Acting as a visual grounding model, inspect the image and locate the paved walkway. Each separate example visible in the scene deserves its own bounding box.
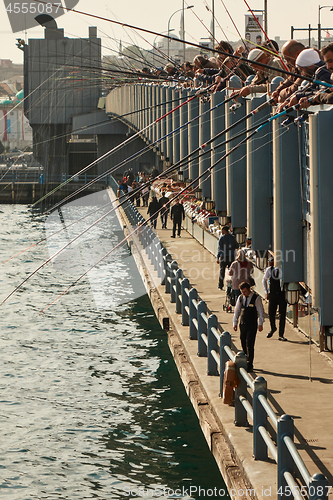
[135,204,333,496]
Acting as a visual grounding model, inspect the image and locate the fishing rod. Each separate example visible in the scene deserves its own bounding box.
[38,70,247,212]
[31,82,219,208]
[203,0,230,44]
[2,108,271,268]
[220,0,247,52]
[36,105,294,314]
[33,0,333,91]
[46,90,274,214]
[0,109,269,309]
[39,85,229,212]
[241,0,289,72]
[2,94,297,309]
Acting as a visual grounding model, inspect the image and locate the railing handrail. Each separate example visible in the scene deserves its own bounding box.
[111,178,328,500]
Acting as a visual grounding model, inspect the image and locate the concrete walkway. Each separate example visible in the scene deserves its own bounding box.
[132,203,333,498]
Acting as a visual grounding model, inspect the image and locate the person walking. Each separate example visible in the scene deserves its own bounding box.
[228,249,254,300]
[170,199,185,238]
[262,258,288,341]
[159,192,169,229]
[216,226,239,290]
[147,196,160,230]
[233,282,264,372]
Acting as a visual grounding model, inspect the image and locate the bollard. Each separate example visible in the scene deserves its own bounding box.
[181,278,190,326]
[197,301,208,357]
[309,473,328,500]
[165,254,173,294]
[234,351,248,426]
[207,314,219,375]
[219,331,231,396]
[175,268,183,313]
[160,247,167,284]
[189,288,198,339]
[277,414,294,500]
[253,376,268,460]
[170,261,178,303]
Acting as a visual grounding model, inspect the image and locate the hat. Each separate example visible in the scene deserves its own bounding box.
[248,49,265,62]
[295,48,320,67]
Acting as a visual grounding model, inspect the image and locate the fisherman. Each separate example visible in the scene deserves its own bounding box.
[271,40,305,103]
[277,47,332,110]
[298,43,333,107]
[233,282,264,372]
[229,47,285,99]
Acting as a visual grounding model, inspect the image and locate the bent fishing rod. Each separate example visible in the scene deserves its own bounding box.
[41,88,273,214]
[44,84,244,213]
[34,0,333,90]
[1,106,275,310]
[2,108,271,268]
[31,82,221,208]
[36,105,295,314]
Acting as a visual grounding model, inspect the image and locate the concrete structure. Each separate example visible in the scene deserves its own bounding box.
[111,186,333,500]
[105,82,333,351]
[23,19,102,182]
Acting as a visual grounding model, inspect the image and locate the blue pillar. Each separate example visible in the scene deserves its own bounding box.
[211,90,227,214]
[188,91,199,187]
[159,85,167,160]
[172,88,181,165]
[246,96,272,252]
[179,89,189,179]
[199,97,211,198]
[272,114,303,280]
[166,86,174,163]
[309,108,333,327]
[225,96,247,228]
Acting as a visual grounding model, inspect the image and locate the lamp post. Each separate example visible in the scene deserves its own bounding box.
[167,5,194,61]
[318,5,333,50]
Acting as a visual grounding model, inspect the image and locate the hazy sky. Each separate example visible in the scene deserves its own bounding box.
[1,0,332,64]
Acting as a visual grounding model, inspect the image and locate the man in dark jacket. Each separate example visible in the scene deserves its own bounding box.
[170,200,185,238]
[216,226,239,290]
[159,192,169,229]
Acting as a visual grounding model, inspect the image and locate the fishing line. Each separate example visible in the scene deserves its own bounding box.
[37,108,292,313]
[1,104,294,309]
[1,107,270,266]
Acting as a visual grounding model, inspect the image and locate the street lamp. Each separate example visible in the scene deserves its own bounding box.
[167,5,194,61]
[318,5,333,50]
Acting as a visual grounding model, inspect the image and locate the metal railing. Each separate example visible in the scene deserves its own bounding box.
[111,179,329,500]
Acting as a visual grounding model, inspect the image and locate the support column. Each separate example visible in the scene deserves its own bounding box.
[211,90,227,214]
[246,96,272,252]
[199,97,211,199]
[225,96,247,228]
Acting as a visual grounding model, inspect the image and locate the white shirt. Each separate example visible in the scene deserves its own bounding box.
[233,292,265,327]
[262,266,282,294]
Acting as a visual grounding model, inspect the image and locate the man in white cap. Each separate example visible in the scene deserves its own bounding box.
[230,47,285,99]
[277,47,331,110]
[298,43,333,107]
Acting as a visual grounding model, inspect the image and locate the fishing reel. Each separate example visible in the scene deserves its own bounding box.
[200,93,211,103]
[229,101,242,113]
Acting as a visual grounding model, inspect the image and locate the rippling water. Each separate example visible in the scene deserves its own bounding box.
[0,204,228,499]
